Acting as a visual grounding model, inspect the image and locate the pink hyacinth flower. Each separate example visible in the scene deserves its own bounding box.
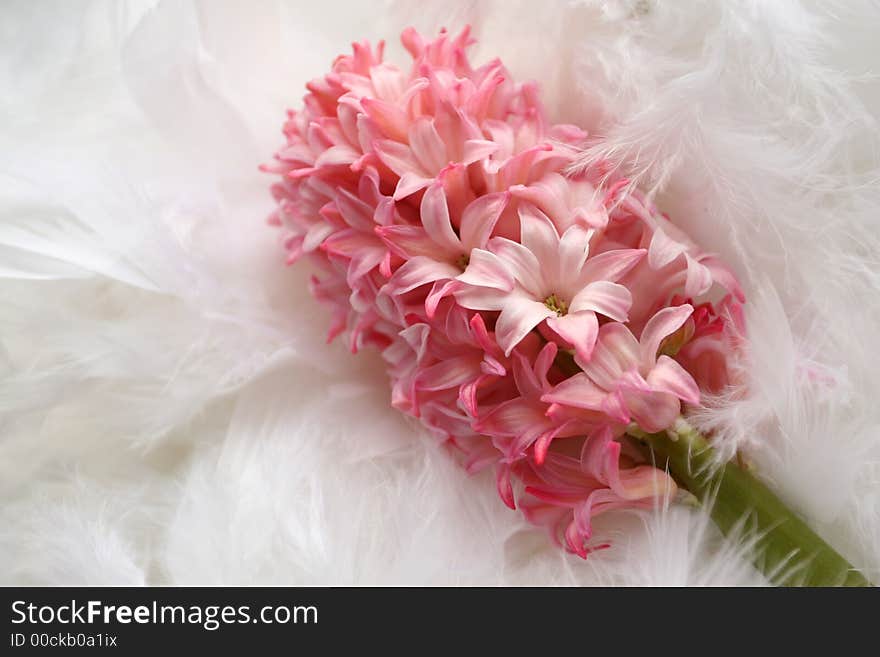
[455,204,645,360]
[519,425,676,557]
[263,26,748,560]
[378,183,510,317]
[543,304,701,433]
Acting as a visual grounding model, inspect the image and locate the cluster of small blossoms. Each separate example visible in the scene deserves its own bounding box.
[263,27,745,557]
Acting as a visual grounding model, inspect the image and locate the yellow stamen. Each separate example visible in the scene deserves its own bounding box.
[544,293,568,316]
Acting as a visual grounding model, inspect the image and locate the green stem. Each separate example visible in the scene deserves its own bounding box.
[628,421,871,586]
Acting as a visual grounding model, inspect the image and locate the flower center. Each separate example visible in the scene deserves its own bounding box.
[455,253,470,270]
[543,293,568,316]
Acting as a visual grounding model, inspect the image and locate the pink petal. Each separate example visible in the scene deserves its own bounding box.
[483,119,515,156]
[481,355,506,377]
[459,378,481,418]
[373,139,424,177]
[461,139,500,164]
[477,398,545,440]
[639,304,693,369]
[495,296,555,356]
[506,425,552,464]
[376,225,436,259]
[601,389,630,424]
[436,162,473,216]
[416,356,480,391]
[518,203,560,267]
[302,223,336,252]
[684,253,713,297]
[511,349,542,399]
[320,228,375,258]
[335,189,375,231]
[549,123,589,142]
[383,256,460,296]
[541,373,607,412]
[399,76,430,110]
[527,479,591,506]
[360,97,409,142]
[374,197,396,227]
[623,389,682,433]
[489,238,544,297]
[454,284,508,312]
[401,27,424,55]
[616,466,676,501]
[458,192,509,250]
[577,323,640,390]
[442,304,472,342]
[393,172,433,200]
[346,249,387,285]
[398,323,430,361]
[569,281,632,321]
[314,144,360,168]
[276,143,312,165]
[469,313,501,357]
[581,427,674,500]
[488,142,555,185]
[617,368,652,393]
[702,255,746,302]
[420,183,463,253]
[533,341,559,384]
[648,227,687,269]
[648,355,701,405]
[456,248,515,291]
[409,117,447,173]
[546,310,599,362]
[369,63,406,100]
[425,278,460,317]
[579,248,646,284]
[565,520,590,559]
[580,426,618,480]
[533,426,565,466]
[357,113,382,156]
[509,174,569,228]
[497,465,516,509]
[357,163,382,203]
[557,226,594,278]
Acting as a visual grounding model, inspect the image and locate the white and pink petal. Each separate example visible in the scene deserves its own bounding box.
[569,281,632,322]
[383,256,460,296]
[495,296,556,356]
[647,355,701,405]
[546,311,599,363]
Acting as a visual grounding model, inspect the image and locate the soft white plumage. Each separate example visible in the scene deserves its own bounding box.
[1,0,877,585]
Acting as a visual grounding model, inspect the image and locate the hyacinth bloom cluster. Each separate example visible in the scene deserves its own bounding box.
[263,28,745,557]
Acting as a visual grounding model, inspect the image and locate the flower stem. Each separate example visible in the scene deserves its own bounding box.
[627,421,871,587]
